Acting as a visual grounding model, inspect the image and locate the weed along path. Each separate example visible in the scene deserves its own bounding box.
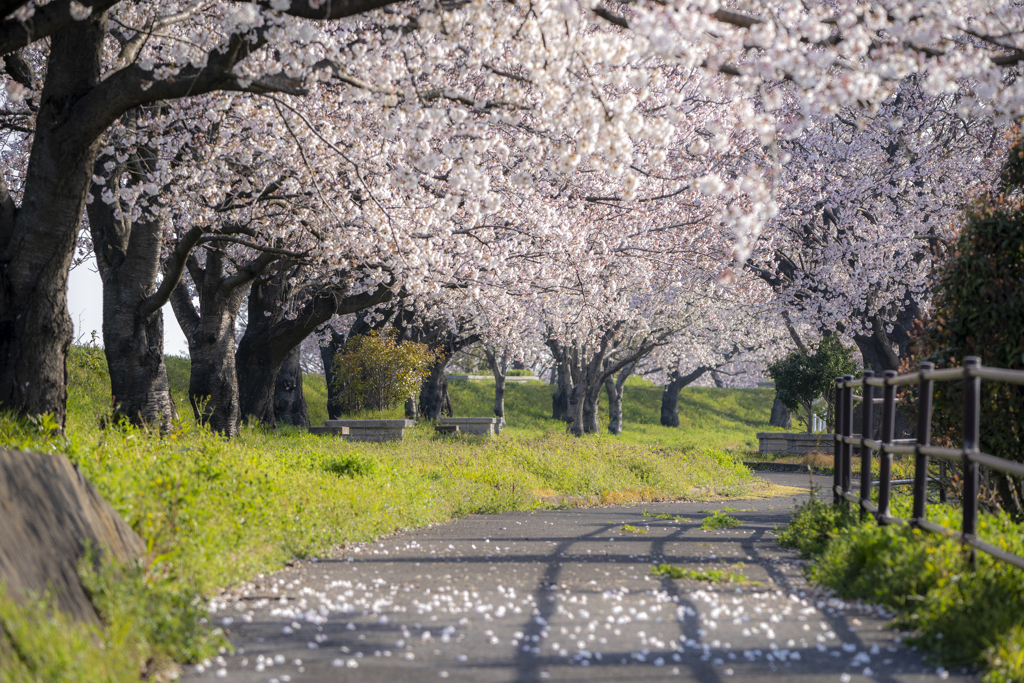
[186,473,976,683]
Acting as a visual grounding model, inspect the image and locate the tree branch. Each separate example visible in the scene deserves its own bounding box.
[141,225,205,319]
[0,0,122,55]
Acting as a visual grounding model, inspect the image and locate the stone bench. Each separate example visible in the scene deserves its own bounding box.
[756,432,829,455]
[434,424,460,435]
[438,417,503,436]
[323,419,416,443]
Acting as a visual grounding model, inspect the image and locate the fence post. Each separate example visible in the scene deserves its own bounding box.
[842,375,854,507]
[963,357,981,563]
[878,370,897,523]
[913,362,934,524]
[833,377,844,506]
[859,371,874,520]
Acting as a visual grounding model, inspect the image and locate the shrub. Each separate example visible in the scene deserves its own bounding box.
[777,497,857,558]
[767,335,858,433]
[784,496,1024,673]
[984,625,1024,683]
[506,369,533,376]
[911,135,1024,516]
[331,330,436,413]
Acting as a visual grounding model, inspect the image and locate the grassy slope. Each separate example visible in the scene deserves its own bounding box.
[444,376,779,451]
[55,350,783,595]
[165,355,779,451]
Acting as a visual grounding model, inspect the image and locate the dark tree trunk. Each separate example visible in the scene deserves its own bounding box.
[493,375,506,421]
[549,334,660,436]
[86,140,206,431]
[852,321,914,438]
[317,324,346,420]
[170,280,244,435]
[660,367,708,428]
[419,360,453,420]
[994,474,1023,519]
[604,362,634,435]
[273,345,308,427]
[582,389,601,434]
[482,347,508,421]
[0,18,107,426]
[605,378,623,435]
[235,269,394,429]
[404,396,419,420]
[711,369,726,388]
[169,249,267,436]
[552,363,568,420]
[769,397,791,428]
[234,268,299,429]
[567,384,585,437]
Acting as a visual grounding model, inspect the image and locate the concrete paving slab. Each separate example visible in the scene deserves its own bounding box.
[185,472,976,682]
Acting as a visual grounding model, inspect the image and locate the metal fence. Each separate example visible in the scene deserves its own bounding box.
[832,356,1024,571]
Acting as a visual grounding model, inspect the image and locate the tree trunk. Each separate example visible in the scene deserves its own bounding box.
[0,18,107,427]
[567,384,585,437]
[660,367,708,428]
[799,401,815,434]
[87,145,194,431]
[99,280,175,430]
[482,347,508,422]
[994,473,1023,519]
[605,377,623,435]
[494,375,506,421]
[552,364,569,420]
[853,317,914,438]
[604,362,634,435]
[419,360,453,420]
[169,252,251,436]
[234,270,299,429]
[273,345,308,428]
[769,397,791,428]
[582,389,601,434]
[236,269,394,429]
[404,396,419,420]
[318,325,346,420]
[711,369,726,388]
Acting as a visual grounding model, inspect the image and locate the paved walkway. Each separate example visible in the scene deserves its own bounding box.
[185,473,977,682]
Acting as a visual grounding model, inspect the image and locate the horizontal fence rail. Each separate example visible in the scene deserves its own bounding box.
[831,357,1024,571]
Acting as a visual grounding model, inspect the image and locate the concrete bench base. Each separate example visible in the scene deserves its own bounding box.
[324,419,416,443]
[756,432,829,455]
[435,425,460,434]
[438,417,503,436]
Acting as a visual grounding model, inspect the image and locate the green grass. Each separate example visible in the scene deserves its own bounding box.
[620,524,648,534]
[700,510,742,530]
[651,563,750,583]
[445,375,783,452]
[643,510,691,522]
[779,497,1024,682]
[1,346,781,681]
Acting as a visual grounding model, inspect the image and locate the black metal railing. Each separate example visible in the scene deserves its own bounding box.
[832,357,1024,571]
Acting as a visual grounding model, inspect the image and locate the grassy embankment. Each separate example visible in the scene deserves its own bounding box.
[780,497,1024,682]
[1,346,783,681]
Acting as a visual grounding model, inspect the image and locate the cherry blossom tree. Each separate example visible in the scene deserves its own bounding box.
[747,83,1005,375]
[3,0,1024,428]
